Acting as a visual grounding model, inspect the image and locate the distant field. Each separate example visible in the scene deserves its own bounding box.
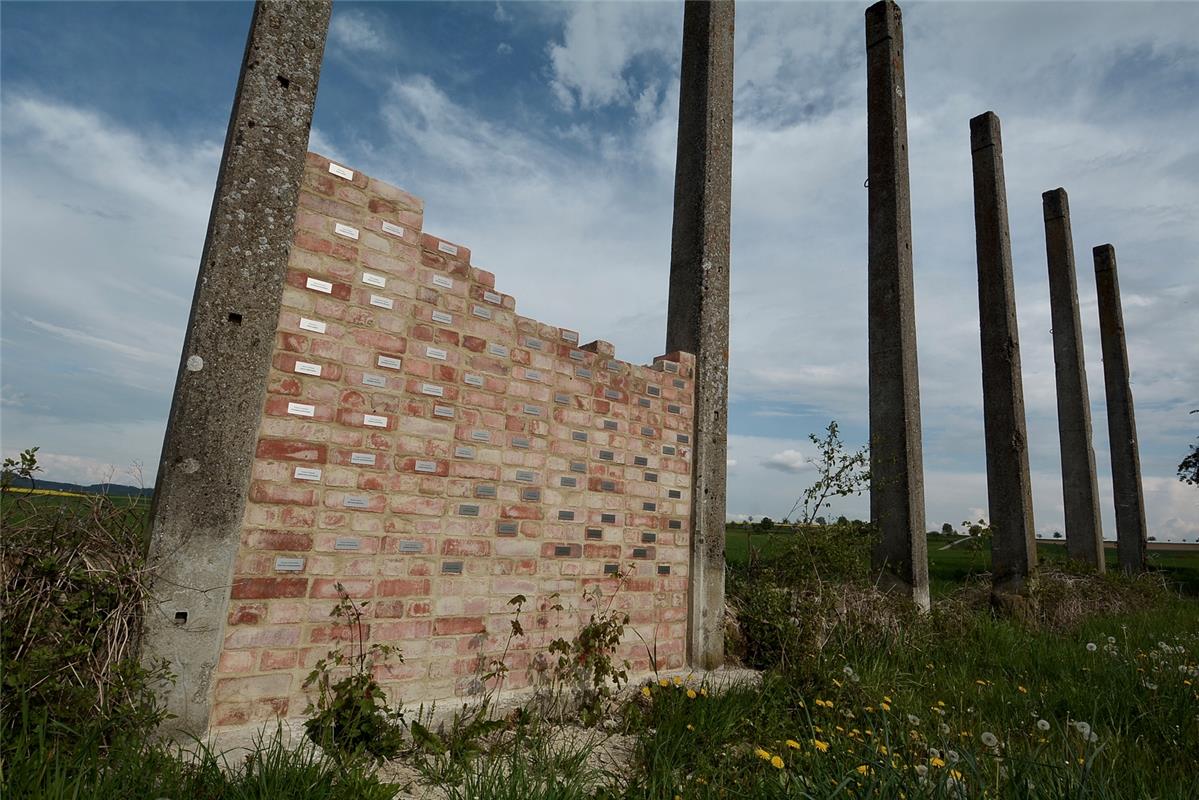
[726,527,1199,596]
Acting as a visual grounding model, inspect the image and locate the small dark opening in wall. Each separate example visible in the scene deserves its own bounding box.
[277,75,290,89]
[228,312,243,324]
[173,611,188,626]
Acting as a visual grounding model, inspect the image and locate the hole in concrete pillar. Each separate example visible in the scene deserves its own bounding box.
[247,120,256,128]
[173,611,188,626]
[228,312,243,325]
[276,75,290,89]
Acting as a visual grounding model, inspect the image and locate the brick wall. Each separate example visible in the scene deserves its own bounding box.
[209,153,696,729]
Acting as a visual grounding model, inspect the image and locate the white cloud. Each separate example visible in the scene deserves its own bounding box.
[545,3,678,110]
[762,449,811,474]
[497,42,513,56]
[329,10,391,56]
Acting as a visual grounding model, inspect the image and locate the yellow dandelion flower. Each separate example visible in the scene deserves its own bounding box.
[865,705,875,713]
[771,755,785,769]
[659,678,670,687]
[880,702,891,712]
[755,748,771,761]
[687,723,694,731]
[687,688,697,699]
[815,726,823,733]
[856,765,870,775]
[950,769,964,780]
[975,680,987,686]
[878,744,889,755]
[700,687,708,697]
[1017,685,1028,694]
[929,757,946,768]
[936,700,946,707]
[883,695,892,703]
[641,686,652,698]
[786,739,801,750]
[812,739,830,752]
[673,675,684,686]
[836,726,845,733]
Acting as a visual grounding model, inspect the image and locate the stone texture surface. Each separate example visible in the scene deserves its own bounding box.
[205,154,697,730]
[969,112,1037,601]
[1042,189,1104,570]
[1093,244,1148,574]
[865,0,929,610]
[142,0,332,739]
[665,0,734,670]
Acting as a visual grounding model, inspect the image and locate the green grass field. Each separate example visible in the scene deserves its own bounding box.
[726,527,1199,596]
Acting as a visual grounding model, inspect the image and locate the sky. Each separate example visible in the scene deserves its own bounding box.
[1,1,1196,540]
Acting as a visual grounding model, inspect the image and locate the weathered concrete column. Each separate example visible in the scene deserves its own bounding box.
[969,112,1037,606]
[1093,244,1148,573]
[142,0,331,737]
[666,0,734,670]
[1042,189,1105,570]
[865,0,929,611]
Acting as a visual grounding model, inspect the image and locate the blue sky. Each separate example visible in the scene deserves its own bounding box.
[2,1,1196,539]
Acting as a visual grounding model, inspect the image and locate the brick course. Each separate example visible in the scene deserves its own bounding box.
[210,153,696,728]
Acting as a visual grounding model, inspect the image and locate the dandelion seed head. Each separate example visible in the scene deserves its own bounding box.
[1036,719,1050,731]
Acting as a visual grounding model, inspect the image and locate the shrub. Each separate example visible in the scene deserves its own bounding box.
[0,461,169,748]
[302,585,405,762]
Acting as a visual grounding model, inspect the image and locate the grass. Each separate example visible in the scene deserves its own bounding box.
[621,599,1199,798]
[726,527,1199,597]
[5,491,1196,799]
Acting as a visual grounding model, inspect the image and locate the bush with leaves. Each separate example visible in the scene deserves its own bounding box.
[302,585,405,762]
[0,449,169,749]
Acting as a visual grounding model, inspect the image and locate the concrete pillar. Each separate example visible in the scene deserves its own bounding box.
[969,112,1037,604]
[1093,244,1148,573]
[865,0,929,611]
[1042,189,1105,570]
[141,0,331,737]
[666,0,734,670]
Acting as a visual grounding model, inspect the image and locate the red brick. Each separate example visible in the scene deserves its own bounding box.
[377,578,432,597]
[230,577,308,599]
[433,616,486,636]
[441,538,490,557]
[228,603,267,626]
[256,439,328,463]
[260,649,298,671]
[243,530,313,552]
[309,578,373,599]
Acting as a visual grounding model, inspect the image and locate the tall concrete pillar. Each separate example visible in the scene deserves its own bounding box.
[1093,244,1148,573]
[666,0,734,670]
[969,112,1037,604]
[865,0,929,611]
[1042,189,1104,570]
[142,0,331,737]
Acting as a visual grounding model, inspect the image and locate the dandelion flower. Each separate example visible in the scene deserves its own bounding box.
[1036,719,1050,731]
[929,757,946,768]
[786,739,801,750]
[812,739,830,752]
[981,732,999,748]
[855,765,870,775]
[1086,642,1097,652]
[687,689,697,699]
[755,747,771,761]
[947,750,960,764]
[700,688,708,697]
[880,702,891,712]
[771,755,785,769]
[883,695,892,702]
[1017,685,1028,694]
[659,678,670,688]
[641,686,652,698]
[687,724,694,731]
[673,675,684,686]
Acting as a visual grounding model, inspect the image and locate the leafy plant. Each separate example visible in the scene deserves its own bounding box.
[302,584,404,762]
[783,420,870,525]
[546,570,633,725]
[1,446,42,492]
